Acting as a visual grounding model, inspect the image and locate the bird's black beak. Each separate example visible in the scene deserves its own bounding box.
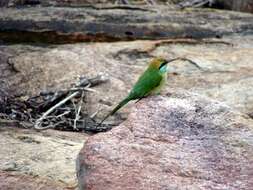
[163,60,169,65]
[166,58,179,64]
[165,57,203,70]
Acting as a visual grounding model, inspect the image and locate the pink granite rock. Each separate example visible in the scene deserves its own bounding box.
[77,91,253,190]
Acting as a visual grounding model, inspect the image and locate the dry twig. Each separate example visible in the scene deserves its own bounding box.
[0,74,110,132]
[178,0,215,8]
[34,91,80,130]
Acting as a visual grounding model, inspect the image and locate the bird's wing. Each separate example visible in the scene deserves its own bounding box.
[129,69,163,100]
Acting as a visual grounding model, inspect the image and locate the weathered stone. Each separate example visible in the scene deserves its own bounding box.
[0,6,253,43]
[0,171,65,190]
[0,125,88,188]
[1,35,253,120]
[2,0,175,7]
[77,91,253,190]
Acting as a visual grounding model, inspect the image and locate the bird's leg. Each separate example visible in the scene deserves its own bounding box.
[135,97,145,104]
[135,91,159,104]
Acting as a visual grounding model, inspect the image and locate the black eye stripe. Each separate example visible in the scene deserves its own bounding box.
[159,61,168,69]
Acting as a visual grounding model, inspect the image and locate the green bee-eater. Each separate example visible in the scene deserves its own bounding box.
[98,57,170,125]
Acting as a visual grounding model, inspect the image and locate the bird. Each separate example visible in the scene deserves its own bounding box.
[98,57,170,126]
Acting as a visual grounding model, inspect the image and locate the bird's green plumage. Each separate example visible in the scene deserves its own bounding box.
[97,57,168,126]
[128,66,163,99]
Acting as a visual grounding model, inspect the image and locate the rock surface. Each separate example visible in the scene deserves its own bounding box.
[0,125,89,189]
[0,171,65,190]
[1,3,253,190]
[77,91,253,190]
[1,35,253,121]
[2,0,252,14]
[1,6,253,43]
[0,0,177,7]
